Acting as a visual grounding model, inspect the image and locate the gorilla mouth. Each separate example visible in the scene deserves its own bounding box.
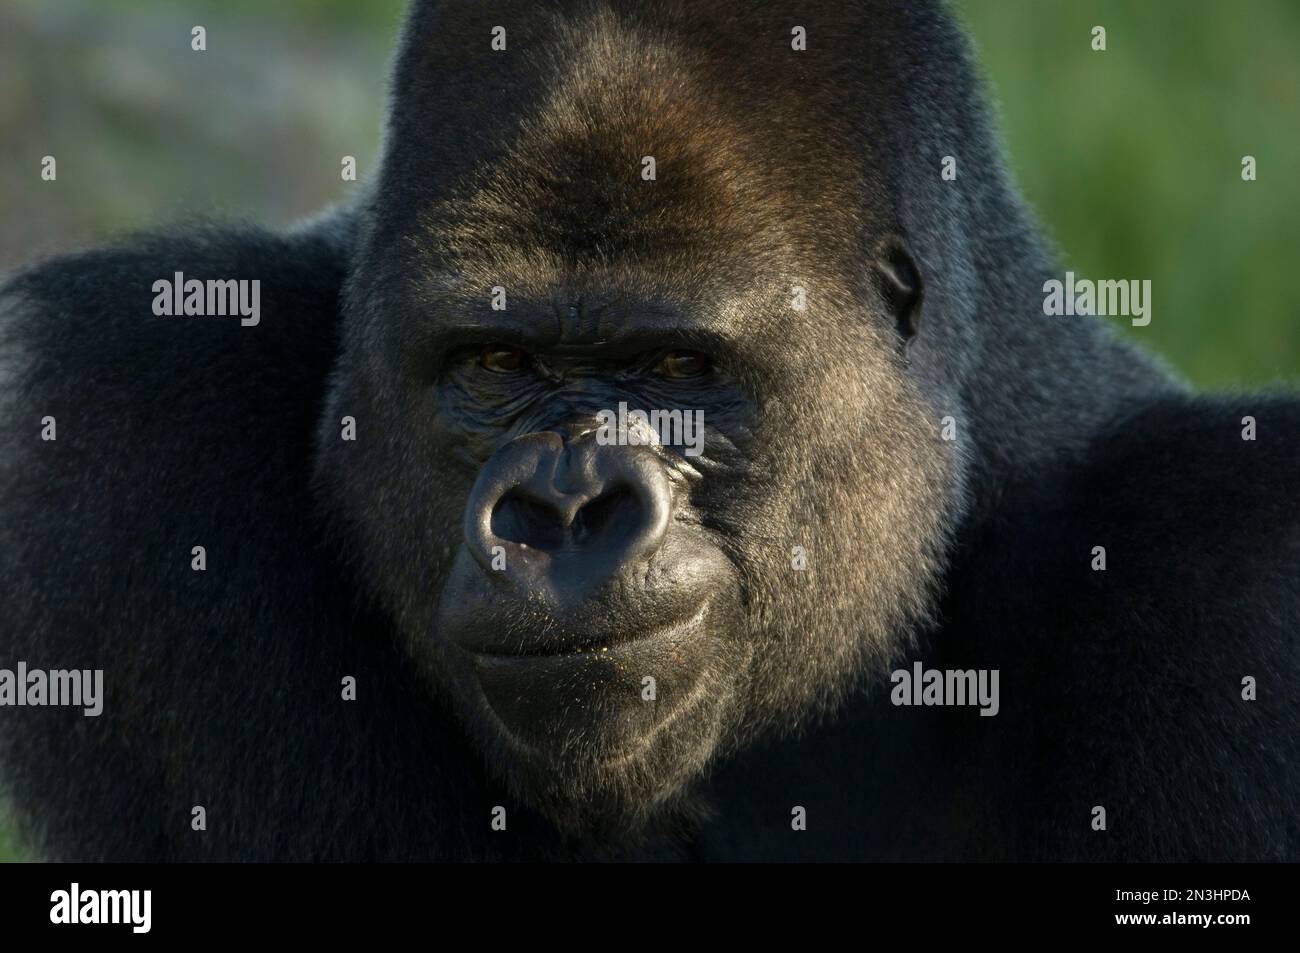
[466,603,710,661]
[451,602,717,760]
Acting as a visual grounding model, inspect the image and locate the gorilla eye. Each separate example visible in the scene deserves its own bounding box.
[478,345,530,374]
[653,350,710,379]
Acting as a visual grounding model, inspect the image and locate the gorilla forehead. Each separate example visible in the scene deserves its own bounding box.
[388,2,898,292]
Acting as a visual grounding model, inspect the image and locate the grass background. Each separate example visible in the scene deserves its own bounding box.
[0,0,1296,860]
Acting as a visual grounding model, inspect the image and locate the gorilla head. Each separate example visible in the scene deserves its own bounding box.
[317,1,966,835]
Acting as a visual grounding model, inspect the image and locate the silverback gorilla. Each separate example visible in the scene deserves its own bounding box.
[1,1,1297,862]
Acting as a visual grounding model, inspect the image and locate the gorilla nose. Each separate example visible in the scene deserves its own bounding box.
[464,430,672,599]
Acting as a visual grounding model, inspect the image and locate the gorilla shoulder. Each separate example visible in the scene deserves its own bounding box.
[0,218,350,424]
[0,216,371,861]
[0,217,353,529]
[0,214,355,623]
[945,395,1300,860]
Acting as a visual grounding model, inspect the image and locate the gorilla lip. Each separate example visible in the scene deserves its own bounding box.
[458,602,710,663]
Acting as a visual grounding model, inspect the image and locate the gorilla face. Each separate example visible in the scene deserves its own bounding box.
[318,6,959,835]
[429,309,753,829]
[322,269,955,834]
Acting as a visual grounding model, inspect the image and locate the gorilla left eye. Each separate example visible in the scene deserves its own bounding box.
[653,350,710,379]
[479,345,530,374]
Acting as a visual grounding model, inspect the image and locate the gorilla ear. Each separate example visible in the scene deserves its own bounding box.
[872,237,924,342]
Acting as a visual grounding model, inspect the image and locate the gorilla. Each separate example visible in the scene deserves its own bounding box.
[1,0,1297,862]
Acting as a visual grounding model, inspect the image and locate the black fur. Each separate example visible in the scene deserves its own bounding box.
[0,0,1296,861]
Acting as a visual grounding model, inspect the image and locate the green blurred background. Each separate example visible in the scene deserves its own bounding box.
[0,0,1296,860]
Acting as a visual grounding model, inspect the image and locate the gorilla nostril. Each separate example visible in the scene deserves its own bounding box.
[491,492,566,552]
[491,487,644,552]
[572,487,640,548]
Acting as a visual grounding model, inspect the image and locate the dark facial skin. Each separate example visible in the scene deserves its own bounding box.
[432,298,751,772]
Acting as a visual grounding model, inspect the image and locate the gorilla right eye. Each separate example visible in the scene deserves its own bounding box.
[653,350,711,379]
[478,345,530,374]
